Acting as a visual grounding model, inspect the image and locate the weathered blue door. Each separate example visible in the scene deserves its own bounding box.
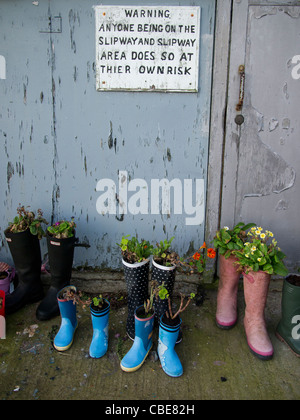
[0,0,216,269]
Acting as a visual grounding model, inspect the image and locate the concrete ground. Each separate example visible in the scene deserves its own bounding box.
[0,280,299,401]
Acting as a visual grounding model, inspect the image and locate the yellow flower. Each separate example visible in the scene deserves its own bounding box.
[251,246,257,252]
[260,233,266,239]
[257,257,262,262]
[245,242,250,246]
[245,254,250,258]
[255,230,260,235]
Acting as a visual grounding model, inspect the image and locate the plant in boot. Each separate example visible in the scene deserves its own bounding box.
[5,206,47,315]
[143,280,168,318]
[151,237,181,328]
[89,295,110,359]
[7,205,48,240]
[118,235,152,340]
[213,223,256,259]
[232,227,289,276]
[157,291,195,377]
[213,223,255,329]
[36,220,78,321]
[117,235,153,264]
[54,285,78,352]
[152,237,180,267]
[120,304,155,373]
[47,219,76,239]
[165,292,195,322]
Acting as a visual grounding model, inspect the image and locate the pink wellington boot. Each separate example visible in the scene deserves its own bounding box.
[216,255,241,329]
[243,271,274,360]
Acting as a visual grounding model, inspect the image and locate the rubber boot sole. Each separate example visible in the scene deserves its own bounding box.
[120,344,152,373]
[53,325,78,352]
[275,331,300,358]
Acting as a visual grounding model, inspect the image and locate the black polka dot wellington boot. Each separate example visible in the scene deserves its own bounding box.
[122,258,150,340]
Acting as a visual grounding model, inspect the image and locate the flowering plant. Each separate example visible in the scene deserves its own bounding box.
[213,222,256,259]
[232,226,288,276]
[7,205,48,240]
[152,236,180,267]
[117,235,153,264]
[185,242,216,274]
[47,219,76,239]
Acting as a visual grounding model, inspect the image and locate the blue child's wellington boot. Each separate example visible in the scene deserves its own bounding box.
[120,306,155,372]
[158,316,183,378]
[54,286,78,352]
[89,300,110,358]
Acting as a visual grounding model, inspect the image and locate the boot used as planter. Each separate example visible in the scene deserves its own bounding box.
[152,259,176,324]
[157,292,194,377]
[216,255,241,329]
[36,229,77,321]
[276,274,300,357]
[53,285,78,352]
[89,297,110,359]
[4,205,48,315]
[120,305,155,373]
[0,290,5,339]
[117,235,153,340]
[5,229,44,315]
[122,258,150,340]
[243,271,274,361]
[158,314,183,378]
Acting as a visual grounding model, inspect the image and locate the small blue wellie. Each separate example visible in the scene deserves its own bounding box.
[89,300,110,359]
[158,316,183,378]
[120,306,155,372]
[54,286,78,352]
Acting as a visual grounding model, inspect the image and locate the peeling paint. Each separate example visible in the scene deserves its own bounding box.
[238,107,295,207]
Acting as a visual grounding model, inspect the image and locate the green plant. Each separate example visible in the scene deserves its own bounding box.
[152,237,180,267]
[7,205,48,239]
[213,222,256,259]
[117,235,153,263]
[165,292,196,320]
[47,219,76,239]
[233,226,288,276]
[184,242,216,274]
[92,294,105,310]
[143,280,168,317]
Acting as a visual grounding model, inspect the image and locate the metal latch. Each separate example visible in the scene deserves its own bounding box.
[235,65,245,125]
[39,16,62,33]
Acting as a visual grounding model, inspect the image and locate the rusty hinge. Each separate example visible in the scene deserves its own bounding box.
[39,16,62,34]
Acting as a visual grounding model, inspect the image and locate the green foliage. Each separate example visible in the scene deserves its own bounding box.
[152,237,181,267]
[213,222,256,259]
[7,205,48,240]
[47,219,76,239]
[233,227,288,276]
[117,235,153,263]
[92,294,104,309]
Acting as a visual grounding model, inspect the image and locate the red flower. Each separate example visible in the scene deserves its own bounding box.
[207,248,216,259]
[193,252,201,261]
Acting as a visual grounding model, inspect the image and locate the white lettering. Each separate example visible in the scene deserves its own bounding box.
[291,315,300,340]
[95,171,205,226]
[291,55,300,80]
[0,55,6,80]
